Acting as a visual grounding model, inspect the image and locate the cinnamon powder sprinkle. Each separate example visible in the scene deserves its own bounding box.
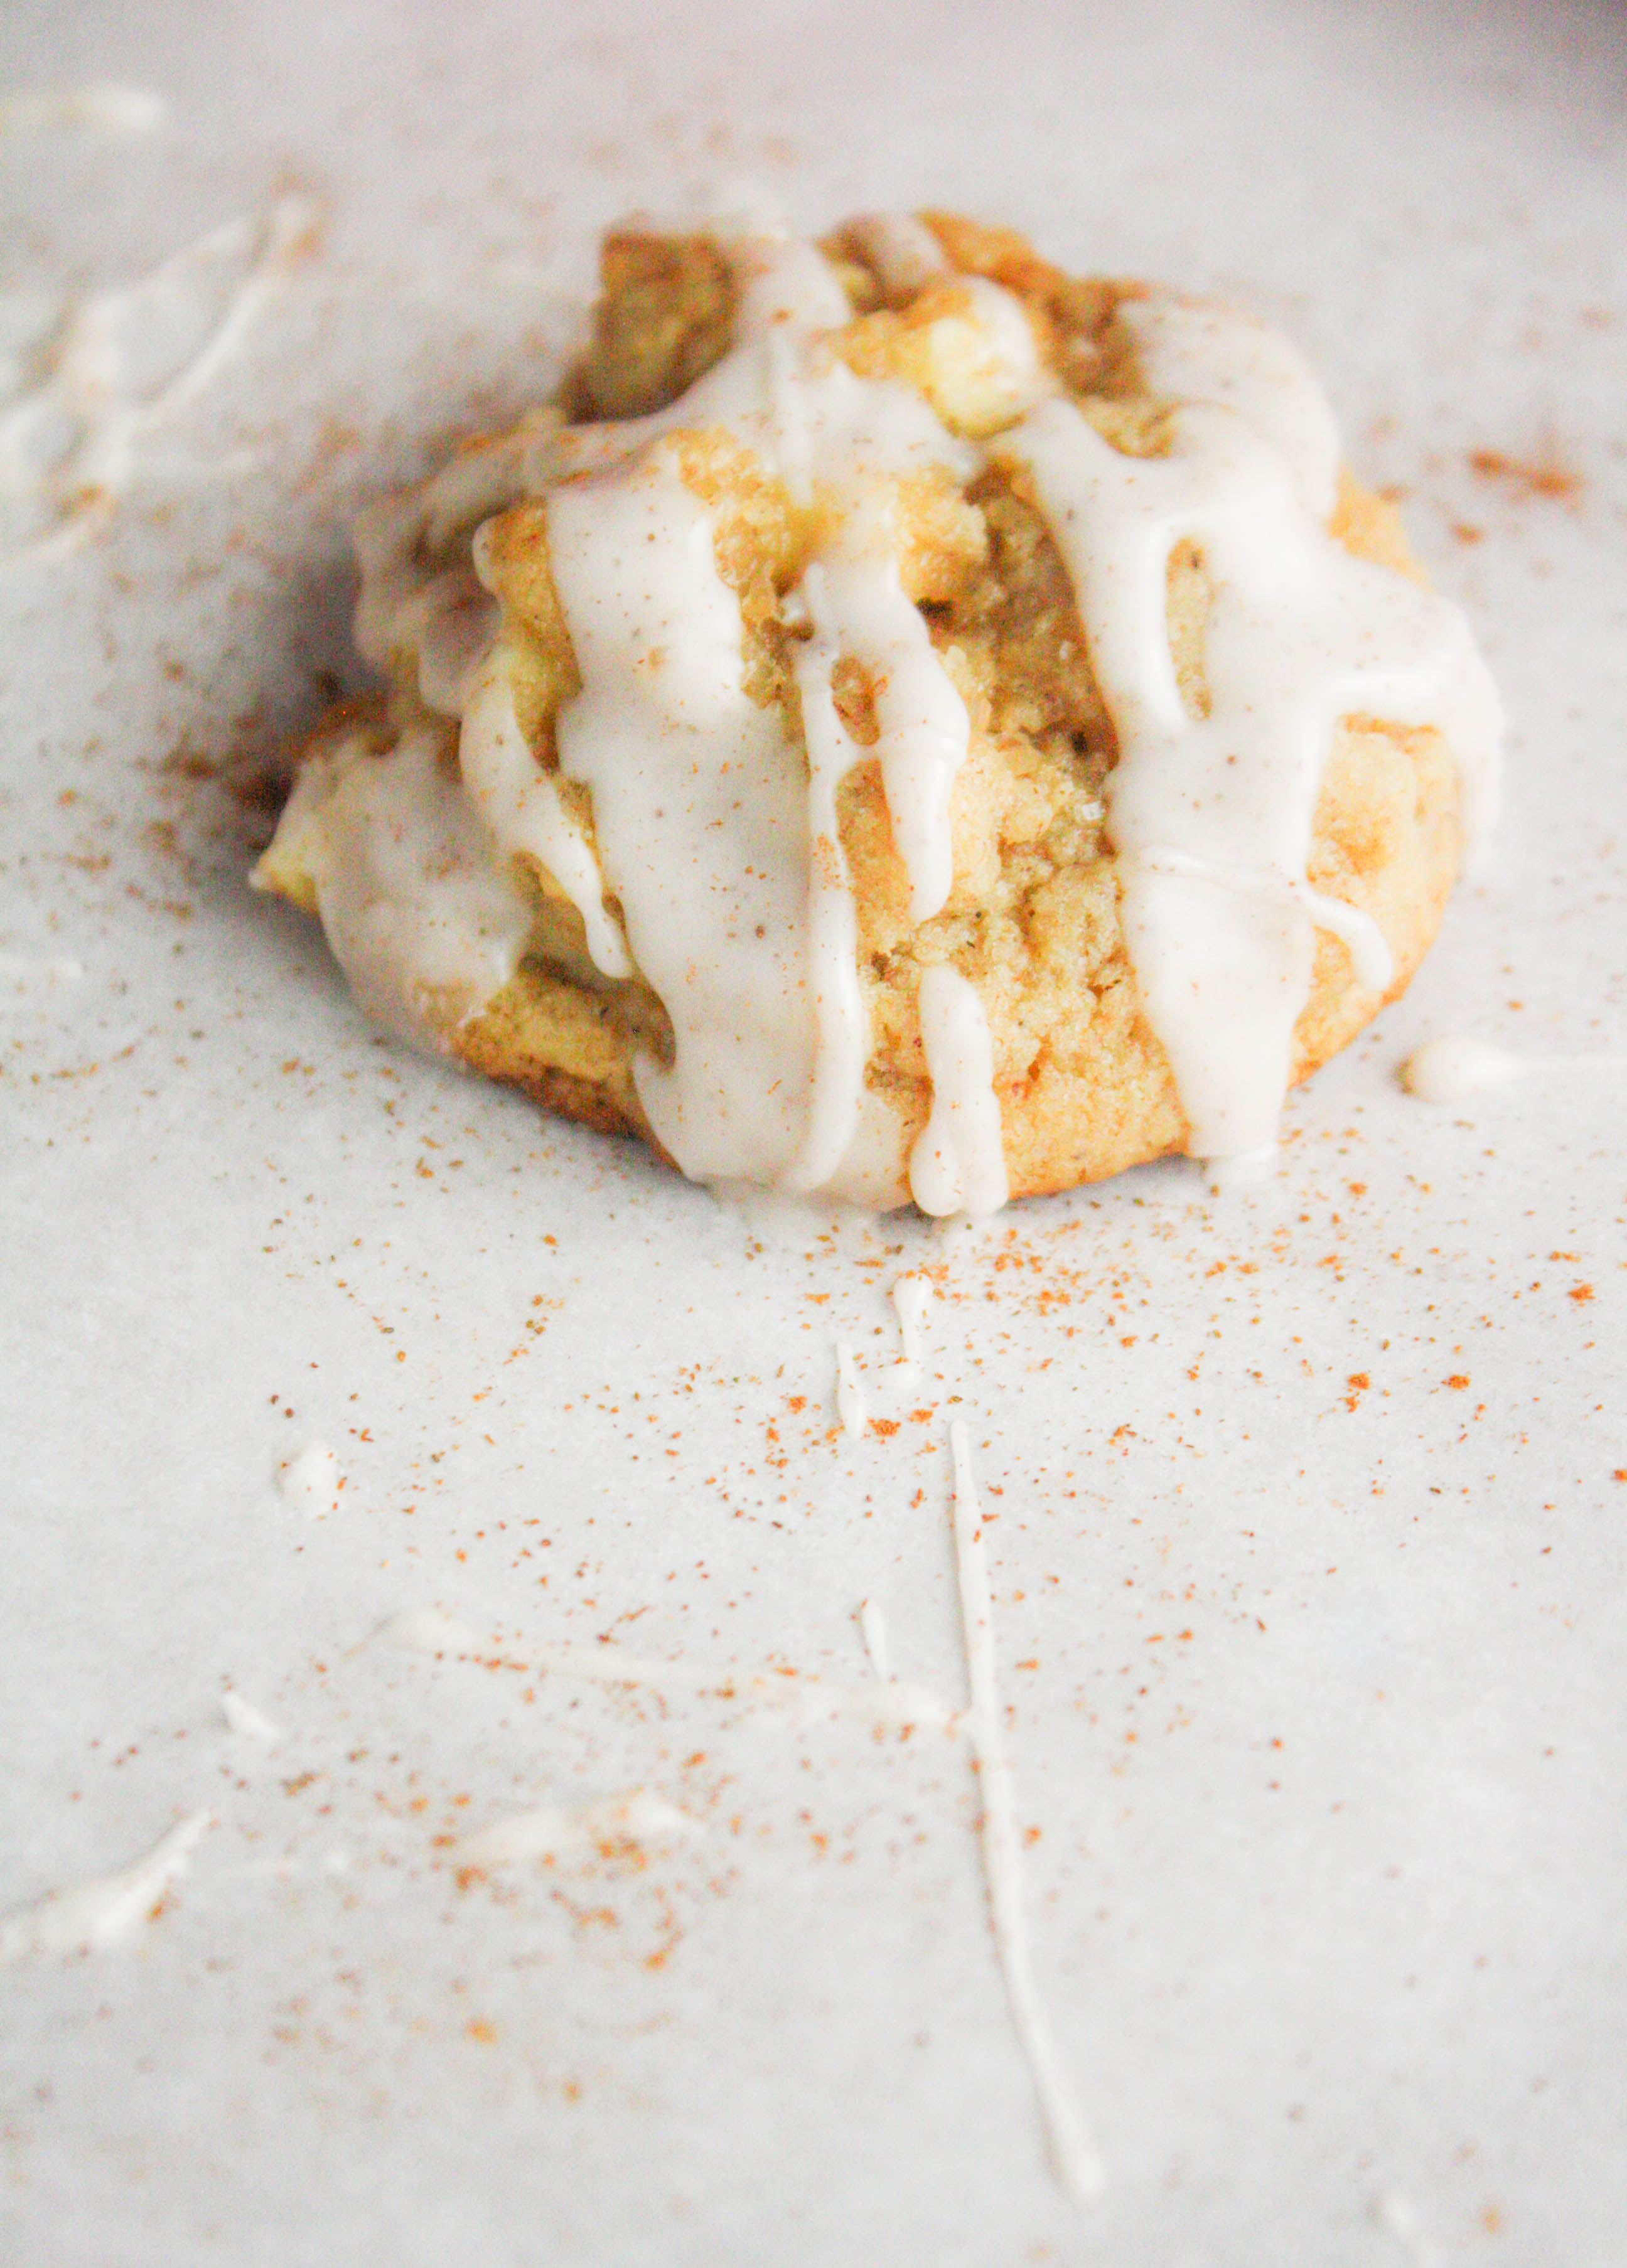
[1468,445,1581,503]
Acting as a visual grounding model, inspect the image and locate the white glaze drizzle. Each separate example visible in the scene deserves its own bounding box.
[1372,2190,1445,2268]
[820,533,972,924]
[0,951,85,1001]
[1000,327,1501,1160]
[375,1447,1113,2218]
[252,725,533,1050]
[352,420,548,711]
[1402,1034,1526,1103]
[370,1608,955,1733]
[845,211,950,299]
[1121,292,1341,520]
[538,223,1002,1196]
[540,241,973,499]
[733,225,853,334]
[780,562,870,1190]
[396,566,498,717]
[948,1420,1106,2205]
[1134,845,1395,993]
[952,275,1053,427]
[858,1597,892,1681]
[456,1789,697,1869]
[891,1269,933,1381]
[835,1339,867,1438]
[0,1812,213,1966]
[549,447,815,1182]
[459,650,631,977]
[0,196,315,558]
[220,1691,282,1745]
[909,965,1010,1217]
[375,1605,485,1656]
[276,1439,343,1516]
[1400,1033,1627,1105]
[1202,1145,1279,1193]
[0,83,167,137]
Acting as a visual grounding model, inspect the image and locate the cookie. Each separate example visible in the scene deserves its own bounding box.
[253,207,1501,1211]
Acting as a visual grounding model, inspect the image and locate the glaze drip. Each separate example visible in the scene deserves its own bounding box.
[1001,344,1500,1158]
[540,223,1008,1199]
[254,725,533,1049]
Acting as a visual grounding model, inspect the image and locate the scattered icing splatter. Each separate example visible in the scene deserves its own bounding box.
[858,1597,891,1682]
[1401,1034,1527,1102]
[835,1339,867,1438]
[375,1474,1103,2210]
[276,1440,342,1516]
[1401,1032,1627,1105]
[948,1420,1106,2206]
[0,1812,212,1966]
[375,1612,953,1733]
[522,1635,951,1734]
[0,951,85,1003]
[374,1607,483,1656]
[1372,2190,1444,2268]
[891,1270,933,1383]
[1203,1143,1278,1192]
[456,1790,697,1870]
[0,192,318,557]
[0,84,166,137]
[220,1691,281,1745]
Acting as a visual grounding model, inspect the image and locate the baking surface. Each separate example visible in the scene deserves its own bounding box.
[2,3,1624,2262]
